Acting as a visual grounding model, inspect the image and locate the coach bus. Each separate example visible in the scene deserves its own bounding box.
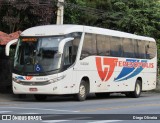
[6,25,157,101]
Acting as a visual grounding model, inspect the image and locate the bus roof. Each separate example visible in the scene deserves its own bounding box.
[21,24,155,42]
[21,25,83,37]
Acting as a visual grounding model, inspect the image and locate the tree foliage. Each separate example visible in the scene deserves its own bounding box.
[65,0,160,38]
[0,0,56,33]
[0,0,160,66]
[65,0,160,66]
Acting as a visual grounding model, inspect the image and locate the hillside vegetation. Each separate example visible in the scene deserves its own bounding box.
[0,0,160,66]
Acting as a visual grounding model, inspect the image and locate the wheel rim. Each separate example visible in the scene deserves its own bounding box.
[79,85,86,97]
[136,83,141,95]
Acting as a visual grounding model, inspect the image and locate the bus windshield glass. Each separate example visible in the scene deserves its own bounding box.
[14,36,64,73]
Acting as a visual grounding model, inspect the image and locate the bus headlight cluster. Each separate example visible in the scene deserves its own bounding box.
[48,75,66,83]
[12,78,20,83]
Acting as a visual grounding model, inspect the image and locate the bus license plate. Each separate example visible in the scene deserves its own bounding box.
[29,88,38,92]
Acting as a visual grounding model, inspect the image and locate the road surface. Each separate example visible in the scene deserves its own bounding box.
[0,92,160,123]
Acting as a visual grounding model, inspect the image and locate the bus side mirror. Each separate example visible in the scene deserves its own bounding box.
[5,39,18,56]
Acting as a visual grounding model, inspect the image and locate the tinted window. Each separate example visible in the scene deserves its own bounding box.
[63,32,82,70]
[133,40,139,58]
[123,38,134,58]
[138,40,146,59]
[81,33,156,60]
[72,34,81,62]
[110,37,122,57]
[97,35,110,56]
[64,46,72,65]
[81,33,96,59]
[146,42,156,59]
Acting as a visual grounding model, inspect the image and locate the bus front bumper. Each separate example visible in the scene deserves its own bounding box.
[12,81,71,95]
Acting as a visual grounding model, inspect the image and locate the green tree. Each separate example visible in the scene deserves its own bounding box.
[64,0,160,66]
[0,0,56,33]
[0,0,159,66]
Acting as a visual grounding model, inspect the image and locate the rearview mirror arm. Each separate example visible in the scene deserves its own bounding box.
[5,39,18,56]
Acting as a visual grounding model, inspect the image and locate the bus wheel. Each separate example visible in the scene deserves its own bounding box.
[75,80,88,101]
[34,95,47,101]
[95,93,110,98]
[130,80,142,98]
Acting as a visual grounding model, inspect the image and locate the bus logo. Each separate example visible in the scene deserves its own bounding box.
[96,57,118,82]
[26,76,33,80]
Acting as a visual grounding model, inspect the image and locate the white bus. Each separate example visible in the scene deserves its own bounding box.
[9,25,157,101]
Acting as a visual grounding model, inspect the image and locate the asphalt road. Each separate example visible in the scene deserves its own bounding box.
[0,92,160,123]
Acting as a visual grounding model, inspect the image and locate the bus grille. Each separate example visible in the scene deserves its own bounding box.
[18,81,50,86]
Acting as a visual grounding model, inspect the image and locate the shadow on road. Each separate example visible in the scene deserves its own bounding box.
[9,92,153,103]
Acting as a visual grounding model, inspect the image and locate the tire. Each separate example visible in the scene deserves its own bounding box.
[125,93,131,97]
[95,93,110,98]
[74,80,88,101]
[128,80,142,98]
[34,95,47,101]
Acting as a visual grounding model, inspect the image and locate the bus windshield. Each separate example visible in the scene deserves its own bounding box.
[14,36,64,74]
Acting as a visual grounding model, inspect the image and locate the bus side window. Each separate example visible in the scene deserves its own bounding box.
[146,42,156,59]
[97,35,110,56]
[62,40,73,71]
[80,33,96,60]
[64,46,72,66]
[134,40,139,58]
[110,37,122,57]
[145,43,150,59]
[72,37,80,62]
[138,40,145,59]
[123,38,134,58]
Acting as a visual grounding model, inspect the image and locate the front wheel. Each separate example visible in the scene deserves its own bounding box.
[34,95,47,101]
[74,80,88,101]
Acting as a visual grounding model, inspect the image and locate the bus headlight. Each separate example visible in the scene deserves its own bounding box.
[48,75,66,83]
[12,78,20,83]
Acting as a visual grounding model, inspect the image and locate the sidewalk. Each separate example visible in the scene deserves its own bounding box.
[0,93,17,102]
[0,93,32,102]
